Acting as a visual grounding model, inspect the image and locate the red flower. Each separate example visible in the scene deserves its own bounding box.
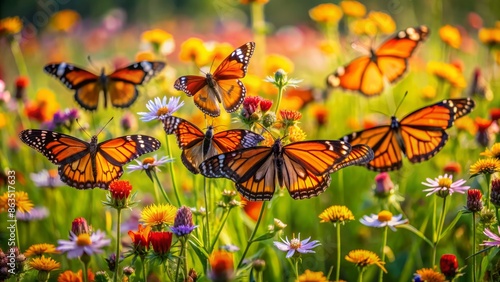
[374,172,394,198]
[279,109,302,122]
[208,251,234,282]
[439,254,459,278]
[128,224,151,253]
[149,231,173,255]
[242,96,263,117]
[260,98,273,112]
[71,217,90,236]
[467,189,483,212]
[443,162,461,175]
[109,180,133,200]
[490,108,500,121]
[15,76,29,89]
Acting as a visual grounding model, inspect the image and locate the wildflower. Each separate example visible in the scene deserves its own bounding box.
[138,96,184,122]
[312,105,328,126]
[29,256,60,275]
[469,68,493,101]
[414,268,445,282]
[439,254,459,279]
[141,203,177,228]
[319,205,355,224]
[273,233,320,258]
[265,54,295,76]
[351,18,378,36]
[443,162,461,175]
[374,172,394,198]
[368,11,396,34]
[421,85,437,100]
[220,244,240,253]
[474,117,494,147]
[288,125,306,142]
[360,210,408,231]
[57,230,111,259]
[345,249,387,272]
[468,12,483,29]
[71,217,90,236]
[149,231,173,256]
[340,1,366,18]
[58,269,94,282]
[297,269,328,282]
[211,42,235,62]
[0,79,10,104]
[49,10,80,32]
[135,50,156,62]
[467,189,483,212]
[421,174,470,197]
[478,26,500,47]
[15,76,29,101]
[439,25,461,49]
[252,259,266,272]
[178,37,210,66]
[105,253,123,272]
[128,155,173,174]
[123,266,135,277]
[280,109,302,124]
[0,191,34,213]
[24,89,60,123]
[44,108,79,131]
[491,179,500,207]
[24,244,59,257]
[242,198,263,221]
[427,61,467,88]
[105,180,134,209]
[141,28,175,55]
[208,251,235,282]
[120,112,137,131]
[309,3,343,24]
[482,226,500,246]
[16,206,49,221]
[481,143,500,159]
[171,206,197,236]
[0,16,22,35]
[240,0,269,4]
[470,158,500,176]
[128,224,151,254]
[95,271,111,281]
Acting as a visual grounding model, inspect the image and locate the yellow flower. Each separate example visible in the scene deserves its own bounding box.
[340,1,366,18]
[421,85,436,100]
[478,27,500,46]
[178,37,210,66]
[319,205,355,224]
[368,11,396,34]
[260,132,275,147]
[29,256,60,272]
[309,3,343,24]
[240,0,269,4]
[470,158,500,176]
[25,244,60,257]
[318,40,337,55]
[0,191,34,213]
[481,143,500,159]
[141,203,177,227]
[439,25,461,49]
[427,61,466,88]
[141,29,175,55]
[297,269,328,282]
[0,16,22,35]
[288,126,306,142]
[454,116,476,135]
[135,50,156,62]
[345,249,387,272]
[25,89,60,123]
[265,54,294,76]
[351,18,377,36]
[211,42,235,61]
[415,268,446,282]
[50,10,80,32]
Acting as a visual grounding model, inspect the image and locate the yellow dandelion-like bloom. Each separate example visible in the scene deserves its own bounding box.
[309,3,343,24]
[345,249,387,273]
[319,205,355,224]
[265,54,294,76]
[439,25,461,49]
[178,37,210,66]
[351,18,378,36]
[288,126,306,142]
[50,10,80,32]
[141,203,177,227]
[470,158,500,176]
[340,1,366,18]
[478,27,500,47]
[415,268,446,282]
[29,256,60,272]
[427,61,467,88]
[25,243,60,257]
[368,11,396,34]
[0,191,34,213]
[297,269,328,282]
[0,16,23,35]
[481,143,500,159]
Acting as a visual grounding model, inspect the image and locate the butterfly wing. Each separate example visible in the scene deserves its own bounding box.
[449,98,475,119]
[329,144,374,173]
[107,61,166,108]
[44,63,102,111]
[327,56,383,96]
[212,42,255,80]
[174,75,221,116]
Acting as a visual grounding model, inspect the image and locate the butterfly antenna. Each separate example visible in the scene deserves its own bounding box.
[254,122,278,141]
[76,119,92,139]
[96,117,114,137]
[87,56,100,73]
[393,91,409,117]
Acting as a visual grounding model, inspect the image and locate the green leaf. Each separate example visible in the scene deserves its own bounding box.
[252,232,276,243]
[439,210,463,241]
[189,236,209,273]
[397,224,433,247]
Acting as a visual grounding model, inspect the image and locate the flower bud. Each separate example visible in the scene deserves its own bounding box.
[374,173,394,198]
[440,254,459,278]
[491,178,500,207]
[71,217,90,236]
[467,189,483,212]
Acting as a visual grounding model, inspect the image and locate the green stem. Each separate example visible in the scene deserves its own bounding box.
[472,213,477,282]
[113,209,122,282]
[140,256,147,282]
[81,259,89,282]
[250,2,266,75]
[237,201,268,268]
[496,206,500,227]
[15,217,20,251]
[166,136,181,206]
[175,238,188,282]
[274,84,284,114]
[358,267,365,282]
[204,177,210,249]
[10,39,29,76]
[486,174,492,209]
[210,209,231,252]
[294,258,299,280]
[379,226,388,282]
[335,223,341,282]
[433,196,448,266]
[152,170,172,205]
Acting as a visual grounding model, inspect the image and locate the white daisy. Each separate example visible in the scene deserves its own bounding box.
[421,174,470,197]
[127,155,174,172]
[138,96,184,122]
[360,211,408,232]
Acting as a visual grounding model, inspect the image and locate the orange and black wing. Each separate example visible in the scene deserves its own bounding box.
[174,75,222,116]
[448,98,475,119]
[107,61,165,108]
[327,26,429,96]
[329,144,374,173]
[44,63,102,111]
[281,140,351,199]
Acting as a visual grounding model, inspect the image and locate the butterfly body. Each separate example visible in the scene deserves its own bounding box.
[44,61,165,111]
[20,129,161,189]
[174,42,255,117]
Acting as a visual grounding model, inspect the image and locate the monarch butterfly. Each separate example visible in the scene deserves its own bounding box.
[19,129,161,189]
[44,61,166,111]
[342,98,475,172]
[329,144,374,173]
[327,26,429,96]
[163,115,264,174]
[174,42,255,117]
[199,138,372,201]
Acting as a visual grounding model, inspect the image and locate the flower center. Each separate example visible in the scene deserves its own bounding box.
[156,106,170,116]
[76,233,92,246]
[377,210,393,222]
[290,238,301,250]
[438,177,452,188]
[142,157,155,165]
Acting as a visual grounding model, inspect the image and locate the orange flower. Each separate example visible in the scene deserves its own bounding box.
[439,25,461,49]
[135,50,155,62]
[24,89,60,123]
[351,18,377,36]
[478,26,500,47]
[240,0,269,4]
[241,197,263,221]
[309,3,343,24]
[264,54,294,76]
[208,251,235,281]
[141,29,175,55]
[340,1,366,18]
[454,116,476,135]
[0,16,22,35]
[50,10,80,32]
[178,37,210,66]
[427,61,466,88]
[368,11,396,34]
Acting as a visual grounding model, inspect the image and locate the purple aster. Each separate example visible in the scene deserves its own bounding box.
[57,230,111,259]
[16,206,49,221]
[170,206,197,236]
[421,174,470,197]
[273,233,320,258]
[482,226,500,247]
